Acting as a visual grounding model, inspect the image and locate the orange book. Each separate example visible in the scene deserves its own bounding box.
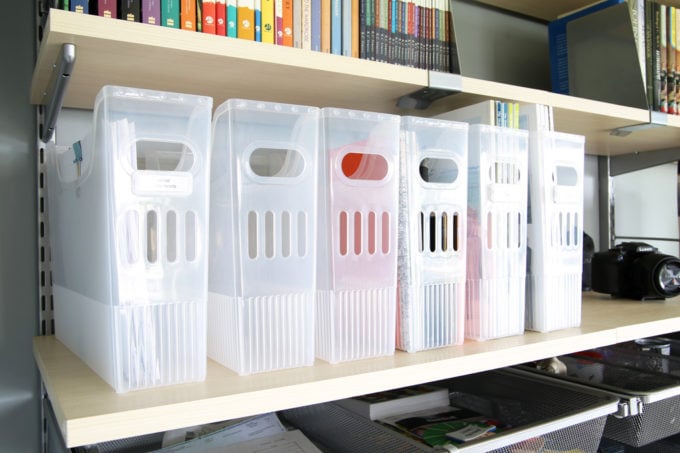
[202,0,217,33]
[320,0,330,52]
[282,0,293,46]
[181,0,196,30]
[238,0,255,39]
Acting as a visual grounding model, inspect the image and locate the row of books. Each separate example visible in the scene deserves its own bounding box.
[56,0,457,73]
[550,0,680,114]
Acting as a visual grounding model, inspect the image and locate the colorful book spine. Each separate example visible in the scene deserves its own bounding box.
[282,0,293,46]
[255,0,262,40]
[98,0,117,18]
[60,0,69,11]
[216,0,227,34]
[660,3,668,113]
[70,0,88,14]
[275,0,284,44]
[330,0,341,54]
[352,0,359,57]
[670,6,677,115]
[321,0,331,52]
[181,0,196,29]
[676,8,680,114]
[203,0,217,32]
[121,0,141,21]
[227,0,237,36]
[341,0,352,56]
[161,0,180,27]
[262,0,275,43]
[238,0,255,39]
[142,0,161,25]
[311,0,321,51]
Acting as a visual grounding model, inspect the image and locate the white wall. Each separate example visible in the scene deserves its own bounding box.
[613,163,680,256]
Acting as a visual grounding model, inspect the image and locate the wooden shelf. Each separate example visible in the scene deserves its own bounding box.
[35,293,680,448]
[31,9,680,156]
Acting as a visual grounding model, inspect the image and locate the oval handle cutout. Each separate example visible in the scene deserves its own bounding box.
[135,140,195,172]
[553,165,578,186]
[419,157,458,183]
[341,153,388,181]
[249,148,304,178]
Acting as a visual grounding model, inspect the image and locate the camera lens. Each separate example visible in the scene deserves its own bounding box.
[657,260,680,294]
[636,254,680,298]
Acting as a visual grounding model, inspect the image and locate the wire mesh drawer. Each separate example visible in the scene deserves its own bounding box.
[521,342,680,448]
[281,368,618,452]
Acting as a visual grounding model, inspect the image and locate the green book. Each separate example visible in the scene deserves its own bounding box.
[161,0,180,27]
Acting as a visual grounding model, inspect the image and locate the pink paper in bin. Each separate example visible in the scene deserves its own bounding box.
[316,108,401,364]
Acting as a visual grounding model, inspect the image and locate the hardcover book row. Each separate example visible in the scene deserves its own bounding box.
[45,85,583,393]
[56,0,456,72]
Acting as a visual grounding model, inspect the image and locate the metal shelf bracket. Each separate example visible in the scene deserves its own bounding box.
[41,43,75,143]
[396,72,462,110]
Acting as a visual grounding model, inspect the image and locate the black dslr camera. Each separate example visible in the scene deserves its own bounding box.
[591,242,680,300]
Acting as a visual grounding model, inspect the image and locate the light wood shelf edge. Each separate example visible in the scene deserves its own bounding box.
[35,293,680,448]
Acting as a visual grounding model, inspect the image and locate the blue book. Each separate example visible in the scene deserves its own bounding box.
[311,0,321,51]
[70,0,88,13]
[255,0,262,41]
[549,0,625,94]
[331,0,342,55]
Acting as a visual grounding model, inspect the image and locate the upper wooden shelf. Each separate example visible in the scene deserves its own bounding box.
[36,293,680,448]
[30,9,680,156]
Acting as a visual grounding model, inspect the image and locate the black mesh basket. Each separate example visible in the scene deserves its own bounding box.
[520,342,680,448]
[281,368,618,452]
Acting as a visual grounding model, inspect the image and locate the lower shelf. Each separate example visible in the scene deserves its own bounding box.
[35,292,680,448]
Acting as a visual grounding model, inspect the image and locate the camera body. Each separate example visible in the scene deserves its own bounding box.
[591,242,680,300]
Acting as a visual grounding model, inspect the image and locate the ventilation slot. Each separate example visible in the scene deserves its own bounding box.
[419,211,460,254]
[552,211,580,249]
[247,210,308,259]
[122,209,198,264]
[490,161,521,184]
[486,210,523,250]
[339,211,390,256]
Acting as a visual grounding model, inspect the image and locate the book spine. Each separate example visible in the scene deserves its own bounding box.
[670,6,677,114]
[645,0,654,109]
[99,0,117,18]
[293,0,301,47]
[255,0,262,40]
[162,0,180,26]
[331,0,341,54]
[202,0,217,32]
[282,0,293,45]
[321,0,331,52]
[302,0,312,49]
[311,0,321,51]
[275,0,284,43]
[238,0,255,39]
[227,0,237,36]
[61,0,69,10]
[142,0,161,24]
[352,0,360,57]
[341,0,351,55]
[262,0,275,43]
[216,0,226,34]
[676,8,680,114]
[122,0,141,21]
[181,0,196,29]
[70,0,88,13]
[660,3,667,112]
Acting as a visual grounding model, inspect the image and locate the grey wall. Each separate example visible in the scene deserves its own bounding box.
[0,2,41,453]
